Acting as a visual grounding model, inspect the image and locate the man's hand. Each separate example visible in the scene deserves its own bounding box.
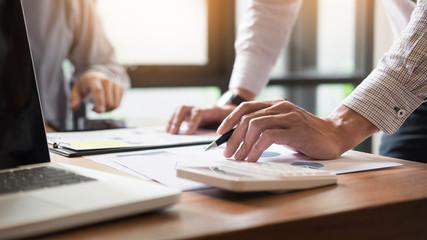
[166,87,257,135]
[166,105,236,135]
[217,99,379,161]
[70,70,124,113]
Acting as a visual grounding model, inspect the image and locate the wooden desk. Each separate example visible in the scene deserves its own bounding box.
[39,152,427,240]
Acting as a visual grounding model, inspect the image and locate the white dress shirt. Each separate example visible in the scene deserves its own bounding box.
[229,0,302,96]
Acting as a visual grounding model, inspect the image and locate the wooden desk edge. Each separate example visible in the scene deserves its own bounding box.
[45,150,427,240]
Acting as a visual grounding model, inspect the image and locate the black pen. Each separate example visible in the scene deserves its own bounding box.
[204,127,235,151]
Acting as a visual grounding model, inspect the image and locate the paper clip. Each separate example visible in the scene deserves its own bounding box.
[52,134,62,149]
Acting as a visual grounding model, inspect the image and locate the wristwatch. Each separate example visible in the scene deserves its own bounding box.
[217,91,248,106]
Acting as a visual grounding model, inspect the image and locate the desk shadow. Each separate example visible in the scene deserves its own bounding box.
[194,183,338,202]
[194,187,289,201]
[189,184,339,215]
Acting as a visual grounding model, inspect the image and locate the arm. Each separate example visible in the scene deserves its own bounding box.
[217,0,427,161]
[67,0,130,113]
[229,0,302,96]
[343,0,427,134]
[166,0,302,134]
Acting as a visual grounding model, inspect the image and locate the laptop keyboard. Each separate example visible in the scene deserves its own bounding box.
[0,166,96,194]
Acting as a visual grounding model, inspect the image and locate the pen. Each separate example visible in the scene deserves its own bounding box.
[204,127,235,151]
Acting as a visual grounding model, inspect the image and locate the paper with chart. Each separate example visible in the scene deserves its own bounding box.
[87,144,402,191]
[89,145,233,190]
[46,126,219,151]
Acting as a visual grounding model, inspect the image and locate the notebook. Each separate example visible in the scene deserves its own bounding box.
[0,1,180,238]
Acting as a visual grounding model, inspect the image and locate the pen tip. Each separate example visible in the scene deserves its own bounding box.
[204,142,217,151]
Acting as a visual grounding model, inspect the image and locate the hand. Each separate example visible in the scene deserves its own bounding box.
[166,105,235,135]
[217,99,378,161]
[70,70,124,113]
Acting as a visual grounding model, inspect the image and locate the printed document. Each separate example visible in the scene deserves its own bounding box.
[87,144,402,191]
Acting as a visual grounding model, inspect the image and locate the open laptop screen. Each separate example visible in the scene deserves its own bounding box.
[0,0,49,169]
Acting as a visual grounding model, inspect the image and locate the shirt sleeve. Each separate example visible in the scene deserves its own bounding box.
[343,0,427,134]
[380,0,416,36]
[229,0,303,96]
[67,0,130,89]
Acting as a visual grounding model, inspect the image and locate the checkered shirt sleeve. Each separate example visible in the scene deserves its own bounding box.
[343,0,427,134]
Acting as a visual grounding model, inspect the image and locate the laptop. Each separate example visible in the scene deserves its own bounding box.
[0,1,180,238]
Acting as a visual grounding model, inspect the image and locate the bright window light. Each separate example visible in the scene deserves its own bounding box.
[96,0,208,65]
[317,0,356,74]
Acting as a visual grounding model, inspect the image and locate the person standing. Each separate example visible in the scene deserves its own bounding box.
[167,0,427,162]
[23,0,130,129]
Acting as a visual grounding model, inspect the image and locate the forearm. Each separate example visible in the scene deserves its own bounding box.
[327,105,379,154]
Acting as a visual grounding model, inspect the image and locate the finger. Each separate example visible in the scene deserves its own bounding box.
[233,115,272,161]
[167,106,186,133]
[89,80,106,113]
[247,129,286,162]
[106,81,123,111]
[217,99,282,135]
[224,106,285,159]
[70,85,83,111]
[114,83,124,109]
[186,109,204,135]
[223,111,266,159]
[166,111,178,133]
[170,106,192,134]
[235,113,296,161]
[223,124,245,159]
[102,80,115,111]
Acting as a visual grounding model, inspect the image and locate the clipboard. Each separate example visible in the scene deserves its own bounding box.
[47,127,218,157]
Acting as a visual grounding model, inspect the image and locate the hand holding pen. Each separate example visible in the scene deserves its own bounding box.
[214,99,357,162]
[204,100,286,155]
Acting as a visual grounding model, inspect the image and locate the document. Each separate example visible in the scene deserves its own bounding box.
[89,145,232,190]
[87,144,402,191]
[46,126,219,157]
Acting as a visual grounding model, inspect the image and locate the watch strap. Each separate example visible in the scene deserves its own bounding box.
[217,91,248,106]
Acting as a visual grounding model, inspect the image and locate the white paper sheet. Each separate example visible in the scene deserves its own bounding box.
[90,146,233,190]
[88,154,152,180]
[87,144,402,191]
